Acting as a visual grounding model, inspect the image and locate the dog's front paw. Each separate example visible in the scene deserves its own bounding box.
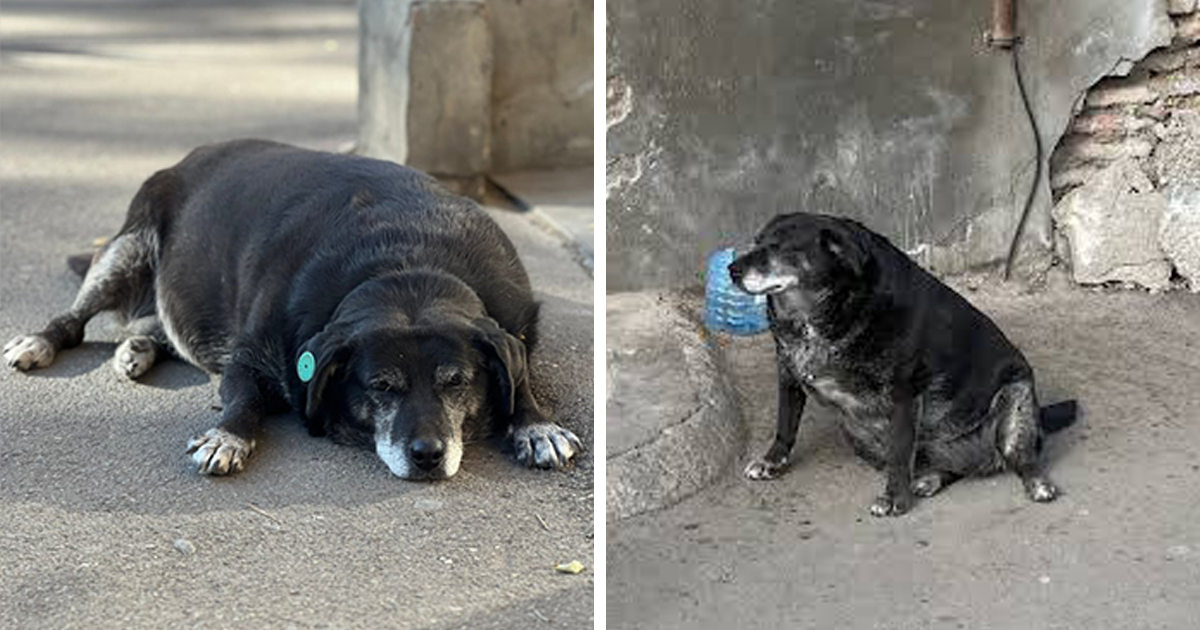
[869,491,915,517]
[512,422,583,469]
[113,336,157,380]
[186,428,255,475]
[744,458,787,480]
[4,334,56,371]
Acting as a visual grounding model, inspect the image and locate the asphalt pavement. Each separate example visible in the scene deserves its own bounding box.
[0,2,594,629]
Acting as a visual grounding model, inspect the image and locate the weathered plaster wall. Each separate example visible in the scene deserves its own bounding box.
[606,0,1173,292]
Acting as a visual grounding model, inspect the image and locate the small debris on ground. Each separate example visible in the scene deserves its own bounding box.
[1166,544,1191,559]
[414,499,444,511]
[554,560,585,574]
[247,502,282,525]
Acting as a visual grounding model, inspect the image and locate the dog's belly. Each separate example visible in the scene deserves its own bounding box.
[778,329,1006,473]
[813,380,1005,474]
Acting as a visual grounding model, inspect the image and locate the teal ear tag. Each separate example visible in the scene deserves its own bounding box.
[297,351,316,383]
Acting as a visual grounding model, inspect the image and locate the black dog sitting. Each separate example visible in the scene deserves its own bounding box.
[729,212,1076,516]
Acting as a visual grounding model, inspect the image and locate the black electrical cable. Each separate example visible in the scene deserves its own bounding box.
[1003,42,1043,280]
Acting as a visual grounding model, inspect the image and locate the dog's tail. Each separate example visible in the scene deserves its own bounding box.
[1039,400,1078,434]
[66,237,112,278]
[66,253,94,278]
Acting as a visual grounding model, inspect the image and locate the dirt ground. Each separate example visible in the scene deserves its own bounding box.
[609,283,1200,630]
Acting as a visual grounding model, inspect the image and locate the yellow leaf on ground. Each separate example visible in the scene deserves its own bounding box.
[554,560,585,574]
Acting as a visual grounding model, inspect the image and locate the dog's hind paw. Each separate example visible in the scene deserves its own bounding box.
[187,428,255,476]
[4,334,56,371]
[744,459,786,481]
[1023,477,1059,502]
[513,422,583,469]
[912,474,944,498]
[113,336,157,380]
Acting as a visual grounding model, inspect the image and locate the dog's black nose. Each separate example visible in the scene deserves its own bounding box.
[727,260,743,283]
[409,438,446,471]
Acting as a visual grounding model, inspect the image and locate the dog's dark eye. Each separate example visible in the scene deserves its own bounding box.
[443,372,467,388]
[369,380,395,393]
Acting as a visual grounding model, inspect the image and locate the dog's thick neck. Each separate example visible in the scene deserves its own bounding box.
[770,281,869,341]
[769,287,826,321]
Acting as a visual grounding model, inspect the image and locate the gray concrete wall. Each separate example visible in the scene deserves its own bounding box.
[407,0,493,177]
[491,0,594,172]
[607,0,1172,292]
[357,0,414,164]
[358,0,593,180]
[358,0,492,198]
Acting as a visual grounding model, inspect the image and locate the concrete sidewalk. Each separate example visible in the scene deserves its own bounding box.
[0,2,593,629]
[608,283,1200,630]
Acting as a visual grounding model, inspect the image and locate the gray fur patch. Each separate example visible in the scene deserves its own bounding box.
[741,268,797,294]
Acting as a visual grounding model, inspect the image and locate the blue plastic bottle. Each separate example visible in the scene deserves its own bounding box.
[704,247,770,335]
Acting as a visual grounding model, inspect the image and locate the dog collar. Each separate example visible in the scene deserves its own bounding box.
[297,351,316,383]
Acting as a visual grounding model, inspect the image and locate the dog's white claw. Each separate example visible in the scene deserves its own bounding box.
[868,493,914,517]
[4,334,56,371]
[744,459,784,480]
[186,428,255,476]
[513,422,581,469]
[113,336,157,380]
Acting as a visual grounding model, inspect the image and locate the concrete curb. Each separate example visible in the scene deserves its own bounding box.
[525,207,594,275]
[606,291,743,521]
[489,169,594,275]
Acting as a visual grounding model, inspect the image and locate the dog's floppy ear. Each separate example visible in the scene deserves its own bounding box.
[299,328,354,435]
[472,317,528,417]
[818,227,868,276]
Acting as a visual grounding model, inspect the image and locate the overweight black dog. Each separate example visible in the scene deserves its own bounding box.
[4,139,582,479]
[728,212,1075,516]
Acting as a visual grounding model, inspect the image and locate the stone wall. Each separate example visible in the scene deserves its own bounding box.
[1050,2,1200,291]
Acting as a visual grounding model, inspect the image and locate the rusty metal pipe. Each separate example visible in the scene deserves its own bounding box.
[989,0,1018,48]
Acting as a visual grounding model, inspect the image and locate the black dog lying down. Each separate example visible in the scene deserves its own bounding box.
[4,139,582,479]
[729,213,1076,516]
